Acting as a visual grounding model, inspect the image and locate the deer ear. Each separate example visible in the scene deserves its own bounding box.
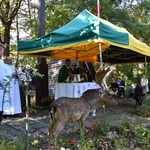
[100,92,106,97]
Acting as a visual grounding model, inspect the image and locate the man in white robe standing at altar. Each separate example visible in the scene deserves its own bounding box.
[3,56,22,115]
[0,44,5,116]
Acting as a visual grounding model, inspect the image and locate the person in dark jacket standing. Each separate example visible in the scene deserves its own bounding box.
[134,84,143,106]
[117,77,125,98]
[74,61,88,82]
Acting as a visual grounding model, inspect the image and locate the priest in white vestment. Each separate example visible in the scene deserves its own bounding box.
[0,45,5,113]
[3,56,22,115]
[140,75,149,98]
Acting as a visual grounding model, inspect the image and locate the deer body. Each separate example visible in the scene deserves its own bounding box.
[48,90,117,148]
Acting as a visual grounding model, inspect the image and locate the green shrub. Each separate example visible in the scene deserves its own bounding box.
[135,98,150,117]
[0,134,39,150]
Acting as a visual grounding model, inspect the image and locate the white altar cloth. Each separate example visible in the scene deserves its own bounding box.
[54,82,101,99]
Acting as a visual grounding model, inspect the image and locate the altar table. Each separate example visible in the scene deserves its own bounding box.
[54,82,101,99]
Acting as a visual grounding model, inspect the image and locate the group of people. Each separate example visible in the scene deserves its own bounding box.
[129,75,149,106]
[110,74,149,106]
[110,77,125,98]
[58,58,88,83]
[0,44,22,116]
[111,74,149,106]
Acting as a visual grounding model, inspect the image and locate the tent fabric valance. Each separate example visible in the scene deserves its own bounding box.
[18,9,150,63]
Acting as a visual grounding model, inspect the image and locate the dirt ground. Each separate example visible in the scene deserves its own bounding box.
[96,104,148,125]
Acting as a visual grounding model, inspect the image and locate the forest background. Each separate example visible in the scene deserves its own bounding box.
[0,0,150,92]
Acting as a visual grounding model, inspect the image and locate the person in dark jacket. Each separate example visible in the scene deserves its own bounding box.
[74,61,88,82]
[117,77,125,98]
[134,84,143,106]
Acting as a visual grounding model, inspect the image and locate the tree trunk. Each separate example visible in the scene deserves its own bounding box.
[4,23,11,56]
[36,0,48,106]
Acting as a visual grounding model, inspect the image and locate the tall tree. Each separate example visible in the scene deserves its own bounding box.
[131,0,150,44]
[0,0,23,56]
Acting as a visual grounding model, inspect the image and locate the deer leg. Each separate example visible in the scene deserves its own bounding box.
[48,118,56,144]
[53,122,66,150]
[78,119,85,139]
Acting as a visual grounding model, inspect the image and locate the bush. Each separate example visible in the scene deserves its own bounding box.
[135,98,150,117]
[0,133,39,150]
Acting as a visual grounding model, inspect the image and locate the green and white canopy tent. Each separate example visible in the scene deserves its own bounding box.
[18,9,150,64]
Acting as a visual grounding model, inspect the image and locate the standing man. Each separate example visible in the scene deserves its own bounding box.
[117,77,125,98]
[3,56,22,115]
[58,58,74,83]
[74,61,88,82]
[0,44,5,115]
[141,75,149,97]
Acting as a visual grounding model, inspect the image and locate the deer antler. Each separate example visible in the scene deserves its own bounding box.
[95,65,116,90]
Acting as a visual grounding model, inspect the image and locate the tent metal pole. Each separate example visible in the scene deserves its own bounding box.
[99,43,103,70]
[96,0,106,121]
[145,56,147,76]
[97,0,103,70]
[97,0,100,18]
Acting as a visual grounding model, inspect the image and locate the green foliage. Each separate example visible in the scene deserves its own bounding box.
[113,136,130,149]
[16,56,37,69]
[119,120,134,136]
[135,127,150,148]
[0,144,23,150]
[78,140,94,150]
[0,0,22,55]
[94,62,147,91]
[0,133,39,150]
[105,63,149,93]
[44,0,97,33]
[135,98,150,117]
[130,1,150,45]
[96,123,111,135]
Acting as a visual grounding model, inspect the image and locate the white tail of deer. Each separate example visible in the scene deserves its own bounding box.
[48,66,117,149]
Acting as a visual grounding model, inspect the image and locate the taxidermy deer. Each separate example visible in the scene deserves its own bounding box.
[48,66,117,149]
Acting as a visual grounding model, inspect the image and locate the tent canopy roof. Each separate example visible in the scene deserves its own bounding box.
[18,9,150,63]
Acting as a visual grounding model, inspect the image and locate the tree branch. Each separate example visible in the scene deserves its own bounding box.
[9,0,23,22]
